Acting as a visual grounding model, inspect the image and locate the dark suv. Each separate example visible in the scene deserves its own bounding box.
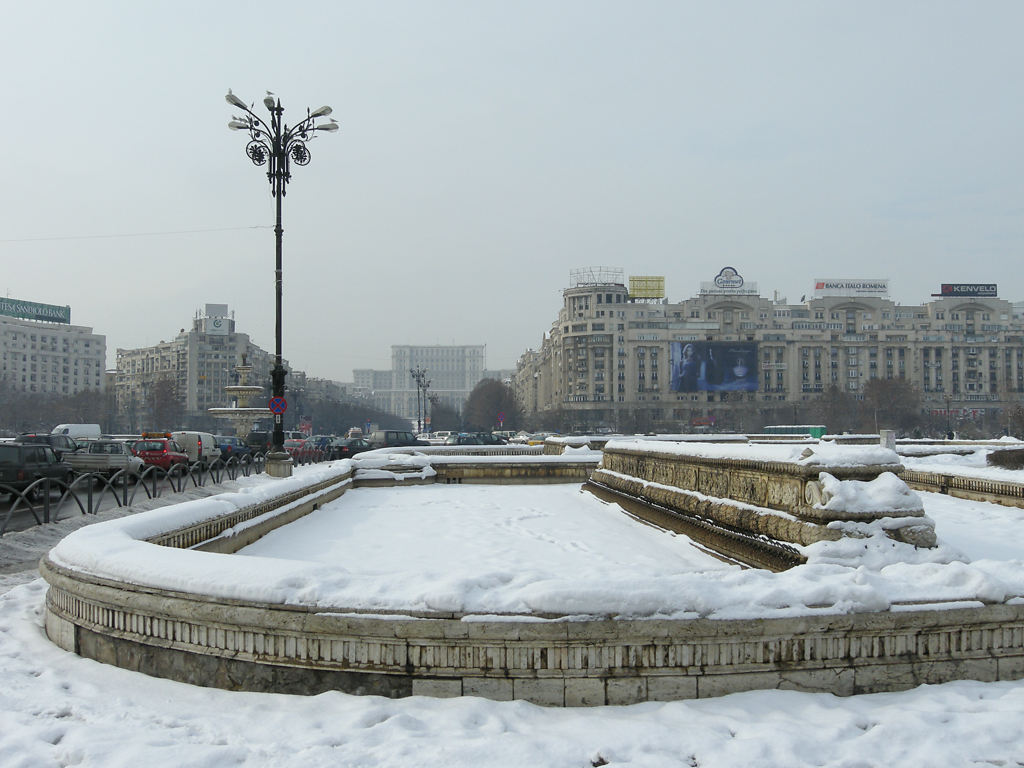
[0,443,73,498]
[366,430,429,448]
[245,431,272,454]
[16,433,81,459]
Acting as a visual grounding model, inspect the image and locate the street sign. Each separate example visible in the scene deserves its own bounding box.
[268,397,288,414]
[497,411,505,427]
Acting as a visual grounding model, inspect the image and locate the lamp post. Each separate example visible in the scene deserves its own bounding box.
[410,367,430,433]
[225,89,338,476]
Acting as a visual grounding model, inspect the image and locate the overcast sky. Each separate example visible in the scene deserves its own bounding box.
[3,1,1023,382]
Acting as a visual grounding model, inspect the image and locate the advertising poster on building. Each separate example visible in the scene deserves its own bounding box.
[669,341,759,392]
[937,284,997,298]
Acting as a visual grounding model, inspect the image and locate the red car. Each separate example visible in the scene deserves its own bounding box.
[132,438,190,470]
[283,438,314,462]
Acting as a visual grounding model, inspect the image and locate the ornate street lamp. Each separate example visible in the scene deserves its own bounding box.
[410,366,431,433]
[225,89,338,475]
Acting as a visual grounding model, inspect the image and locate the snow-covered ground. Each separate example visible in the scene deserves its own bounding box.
[3,451,1024,766]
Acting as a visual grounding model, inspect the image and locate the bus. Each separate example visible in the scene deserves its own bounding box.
[763,425,827,438]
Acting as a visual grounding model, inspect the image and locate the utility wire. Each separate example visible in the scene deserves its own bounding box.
[0,225,273,244]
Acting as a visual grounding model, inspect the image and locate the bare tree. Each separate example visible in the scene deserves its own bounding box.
[427,395,461,431]
[861,378,923,434]
[463,379,522,431]
[149,376,185,430]
[811,385,861,433]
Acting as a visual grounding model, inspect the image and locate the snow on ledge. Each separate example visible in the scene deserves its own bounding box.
[42,456,1024,621]
[604,439,901,467]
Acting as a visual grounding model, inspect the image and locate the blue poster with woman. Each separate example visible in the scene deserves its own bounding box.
[670,341,759,392]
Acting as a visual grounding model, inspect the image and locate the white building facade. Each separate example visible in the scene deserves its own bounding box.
[354,344,487,423]
[514,268,1024,434]
[0,298,105,395]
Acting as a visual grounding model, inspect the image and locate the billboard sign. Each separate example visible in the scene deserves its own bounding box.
[934,284,997,298]
[813,279,889,298]
[628,275,665,299]
[669,341,759,393]
[0,298,71,324]
[699,267,758,295]
[205,316,229,335]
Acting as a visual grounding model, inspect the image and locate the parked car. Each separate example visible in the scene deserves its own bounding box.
[64,440,144,478]
[169,431,222,467]
[474,432,509,445]
[283,438,315,462]
[366,430,429,449]
[444,433,486,446]
[328,437,371,460]
[50,423,102,441]
[0,442,72,499]
[131,438,190,471]
[215,435,252,461]
[307,435,334,451]
[15,432,81,459]
[245,431,306,453]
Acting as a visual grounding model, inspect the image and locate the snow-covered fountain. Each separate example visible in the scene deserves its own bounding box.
[208,355,269,440]
[39,440,1024,705]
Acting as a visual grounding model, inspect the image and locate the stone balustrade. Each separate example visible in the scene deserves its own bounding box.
[589,441,937,560]
[41,553,1024,705]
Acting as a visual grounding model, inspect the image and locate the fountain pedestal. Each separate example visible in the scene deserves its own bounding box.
[209,360,292,477]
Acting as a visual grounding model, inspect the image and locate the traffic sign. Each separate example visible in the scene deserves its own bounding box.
[268,397,288,414]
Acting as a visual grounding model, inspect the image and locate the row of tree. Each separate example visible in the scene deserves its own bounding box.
[4,375,1019,441]
[0,387,115,436]
[0,379,412,438]
[452,377,1024,439]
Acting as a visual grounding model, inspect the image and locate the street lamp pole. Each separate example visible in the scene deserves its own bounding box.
[410,366,429,433]
[225,90,338,475]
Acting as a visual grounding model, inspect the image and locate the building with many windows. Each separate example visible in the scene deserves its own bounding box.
[0,297,105,395]
[115,304,300,428]
[354,344,488,424]
[514,268,1024,434]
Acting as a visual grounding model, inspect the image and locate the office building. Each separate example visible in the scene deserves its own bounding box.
[354,344,487,423]
[0,297,105,395]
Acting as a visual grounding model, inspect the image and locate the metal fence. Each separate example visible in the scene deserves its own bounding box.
[0,449,335,536]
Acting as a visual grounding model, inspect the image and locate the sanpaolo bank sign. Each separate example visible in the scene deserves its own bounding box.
[935,283,997,298]
[813,279,889,298]
[0,298,71,324]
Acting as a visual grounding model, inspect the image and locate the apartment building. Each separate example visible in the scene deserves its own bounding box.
[514,268,1024,432]
[115,304,293,424]
[0,297,105,395]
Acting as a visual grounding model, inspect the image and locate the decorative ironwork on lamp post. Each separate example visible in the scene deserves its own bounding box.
[410,366,431,433]
[225,89,338,462]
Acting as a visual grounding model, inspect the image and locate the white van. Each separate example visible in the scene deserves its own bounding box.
[51,424,102,441]
[170,431,222,466]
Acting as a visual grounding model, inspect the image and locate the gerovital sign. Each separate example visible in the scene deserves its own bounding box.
[0,298,71,324]
[700,267,759,295]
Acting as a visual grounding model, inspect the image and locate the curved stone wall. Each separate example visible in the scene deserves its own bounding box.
[39,459,1024,706]
[41,555,1024,705]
